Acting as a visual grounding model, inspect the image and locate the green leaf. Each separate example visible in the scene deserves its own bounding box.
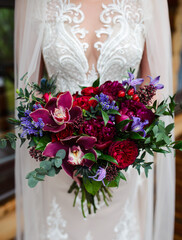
[35,168,47,175]
[165,123,174,134]
[101,109,109,126]
[82,153,96,162]
[95,149,102,158]
[0,139,7,149]
[145,148,154,156]
[145,137,151,144]
[56,149,66,159]
[40,161,52,171]
[8,118,21,125]
[152,125,158,135]
[173,141,182,150]
[89,97,98,102]
[29,139,36,147]
[130,132,145,140]
[119,171,126,181]
[83,177,102,195]
[142,163,153,178]
[107,109,121,116]
[116,119,132,131]
[92,78,100,87]
[55,158,63,168]
[28,177,38,188]
[35,135,51,151]
[100,154,118,165]
[35,173,45,181]
[47,167,56,177]
[106,174,120,187]
[153,148,169,154]
[156,133,164,142]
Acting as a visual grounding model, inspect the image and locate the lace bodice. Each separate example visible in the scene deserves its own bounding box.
[42,0,145,93]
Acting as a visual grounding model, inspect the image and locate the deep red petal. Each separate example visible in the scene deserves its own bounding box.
[30,109,55,125]
[57,92,73,110]
[62,160,75,177]
[45,97,57,113]
[43,142,68,158]
[69,106,82,121]
[43,123,66,133]
[77,136,97,150]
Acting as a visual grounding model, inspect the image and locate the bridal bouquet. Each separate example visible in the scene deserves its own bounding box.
[1,71,182,217]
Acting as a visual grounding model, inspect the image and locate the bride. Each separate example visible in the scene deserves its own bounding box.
[14,0,175,239]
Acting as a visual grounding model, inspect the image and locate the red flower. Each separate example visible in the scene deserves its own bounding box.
[108,140,138,169]
[81,87,99,96]
[51,124,74,142]
[43,92,52,103]
[99,81,125,101]
[73,96,97,111]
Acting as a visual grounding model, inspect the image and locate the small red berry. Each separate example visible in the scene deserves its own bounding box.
[118,90,125,98]
[127,88,135,96]
[132,94,139,101]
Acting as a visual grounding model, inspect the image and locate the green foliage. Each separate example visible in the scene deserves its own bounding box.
[101,109,109,126]
[82,153,96,162]
[92,78,100,87]
[99,154,118,165]
[33,135,51,151]
[83,177,102,195]
[0,133,17,149]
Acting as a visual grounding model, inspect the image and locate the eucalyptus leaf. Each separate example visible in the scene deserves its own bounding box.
[28,177,38,188]
[55,158,62,168]
[40,161,52,171]
[56,149,66,159]
[47,167,56,177]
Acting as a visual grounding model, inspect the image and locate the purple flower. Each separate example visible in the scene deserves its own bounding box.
[89,167,106,186]
[95,93,119,122]
[43,136,97,177]
[123,73,144,90]
[33,104,42,110]
[30,92,82,133]
[148,76,164,90]
[131,117,149,137]
[20,111,45,138]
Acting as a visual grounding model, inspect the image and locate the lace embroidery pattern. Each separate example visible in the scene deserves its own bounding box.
[113,200,140,240]
[43,0,145,90]
[46,198,68,240]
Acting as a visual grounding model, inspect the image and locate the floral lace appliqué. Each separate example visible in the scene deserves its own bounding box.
[46,198,68,240]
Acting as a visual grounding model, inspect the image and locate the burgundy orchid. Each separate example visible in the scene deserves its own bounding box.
[30,92,82,133]
[43,136,97,177]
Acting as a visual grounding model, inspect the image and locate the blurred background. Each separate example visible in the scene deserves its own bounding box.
[0,0,182,239]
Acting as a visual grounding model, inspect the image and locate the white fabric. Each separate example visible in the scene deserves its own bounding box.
[14,0,175,239]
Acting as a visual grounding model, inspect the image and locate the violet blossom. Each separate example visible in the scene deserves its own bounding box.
[131,116,149,137]
[148,76,164,90]
[20,110,45,138]
[123,73,144,90]
[89,167,106,186]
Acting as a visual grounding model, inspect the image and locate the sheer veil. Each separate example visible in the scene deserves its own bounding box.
[14,0,175,239]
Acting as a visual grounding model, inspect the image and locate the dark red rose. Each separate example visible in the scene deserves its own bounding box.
[73,96,97,111]
[51,124,74,142]
[108,140,138,169]
[99,81,125,101]
[80,117,115,150]
[81,87,99,96]
[116,100,155,126]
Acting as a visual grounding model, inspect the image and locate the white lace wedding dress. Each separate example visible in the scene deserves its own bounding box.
[39,1,149,240]
[15,0,175,240]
